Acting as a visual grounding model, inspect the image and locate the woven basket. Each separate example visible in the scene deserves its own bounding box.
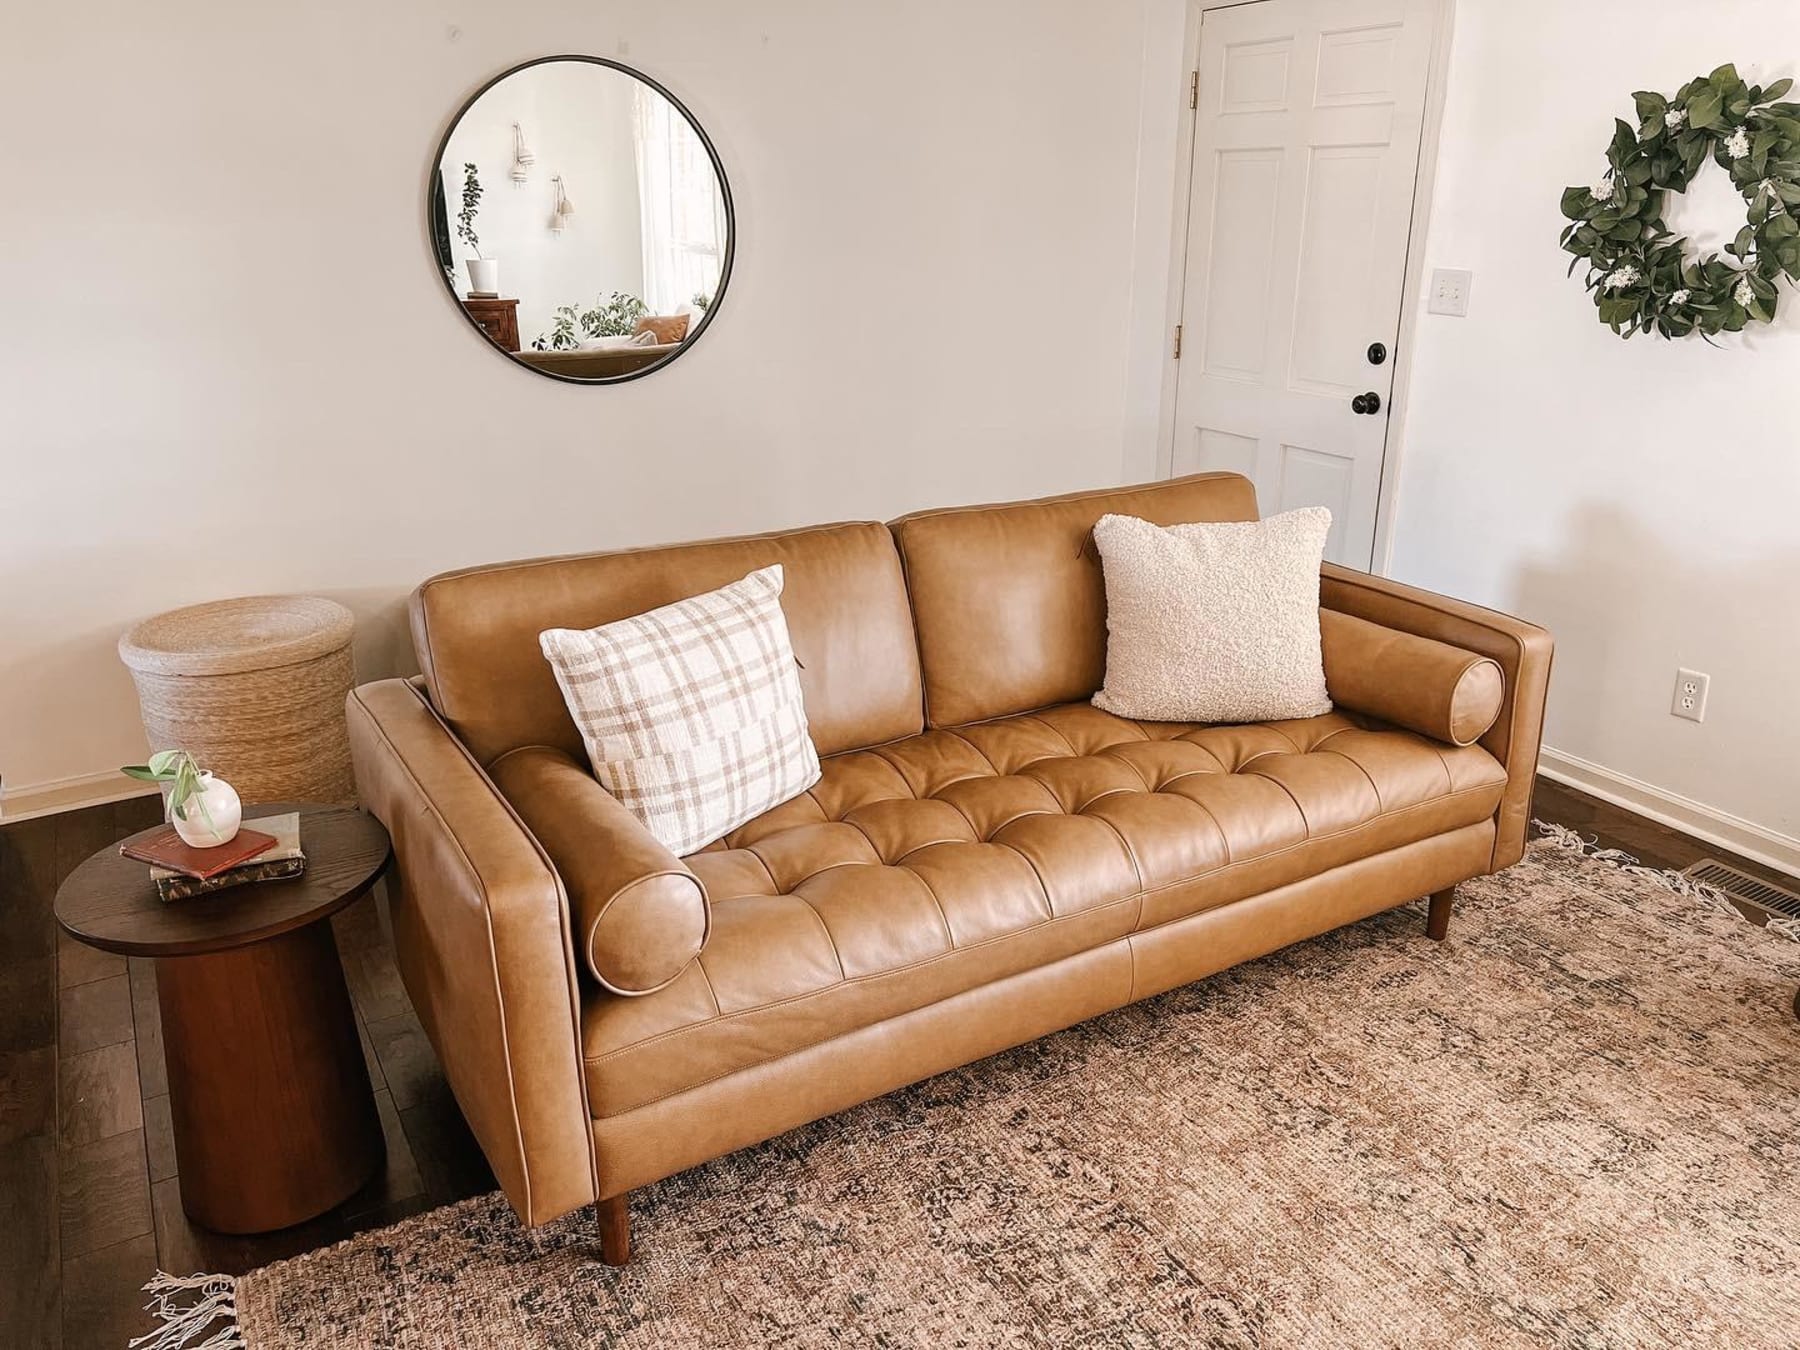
[119,596,357,806]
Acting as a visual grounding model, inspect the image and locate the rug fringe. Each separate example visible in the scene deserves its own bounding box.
[132,1271,244,1349]
[1530,820,1799,943]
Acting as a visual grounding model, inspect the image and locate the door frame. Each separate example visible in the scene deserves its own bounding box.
[1151,0,1457,575]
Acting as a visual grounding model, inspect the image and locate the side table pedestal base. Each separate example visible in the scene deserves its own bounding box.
[158,919,382,1234]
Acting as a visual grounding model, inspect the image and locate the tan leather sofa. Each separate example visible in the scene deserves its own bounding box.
[346,473,1551,1263]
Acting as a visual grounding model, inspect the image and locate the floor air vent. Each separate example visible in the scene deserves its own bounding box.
[1682,858,1800,922]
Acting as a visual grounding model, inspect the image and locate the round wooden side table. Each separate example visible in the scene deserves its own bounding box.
[55,803,391,1234]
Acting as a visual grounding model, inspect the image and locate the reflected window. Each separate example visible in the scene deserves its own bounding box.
[634,84,729,315]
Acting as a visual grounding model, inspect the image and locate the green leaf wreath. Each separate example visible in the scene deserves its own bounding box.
[1560,64,1800,338]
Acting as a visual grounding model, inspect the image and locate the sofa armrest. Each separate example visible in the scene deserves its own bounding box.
[1320,609,1504,747]
[490,747,710,996]
[346,678,597,1226]
[1319,564,1553,871]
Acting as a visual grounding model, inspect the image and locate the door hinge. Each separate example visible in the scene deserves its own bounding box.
[1172,323,1183,359]
[1188,71,1198,109]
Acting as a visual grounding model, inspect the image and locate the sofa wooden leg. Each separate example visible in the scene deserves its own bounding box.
[1425,886,1455,942]
[598,1193,631,1266]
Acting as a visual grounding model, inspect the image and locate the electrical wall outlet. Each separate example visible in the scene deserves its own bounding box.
[1671,668,1710,722]
[1427,268,1472,317]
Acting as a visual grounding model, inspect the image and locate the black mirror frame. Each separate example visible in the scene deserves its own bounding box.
[429,54,736,386]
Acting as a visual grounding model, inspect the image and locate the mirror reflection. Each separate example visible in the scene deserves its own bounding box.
[431,57,732,382]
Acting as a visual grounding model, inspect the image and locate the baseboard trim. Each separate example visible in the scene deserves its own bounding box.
[0,770,160,825]
[1539,746,1800,881]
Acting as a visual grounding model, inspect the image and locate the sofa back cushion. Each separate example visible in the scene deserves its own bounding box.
[412,522,923,765]
[889,473,1260,727]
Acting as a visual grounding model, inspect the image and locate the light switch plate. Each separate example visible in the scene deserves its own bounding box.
[1428,268,1472,317]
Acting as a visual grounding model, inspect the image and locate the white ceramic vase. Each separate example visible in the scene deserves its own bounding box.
[466,257,499,295]
[171,771,243,848]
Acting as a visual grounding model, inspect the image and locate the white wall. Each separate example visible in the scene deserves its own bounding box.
[438,60,647,346]
[1,0,1183,802]
[44,0,1786,858]
[1388,0,1800,848]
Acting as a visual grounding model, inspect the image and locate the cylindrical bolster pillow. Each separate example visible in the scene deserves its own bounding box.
[491,746,710,995]
[1319,609,1505,746]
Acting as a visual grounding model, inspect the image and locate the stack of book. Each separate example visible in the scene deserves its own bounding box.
[120,811,307,902]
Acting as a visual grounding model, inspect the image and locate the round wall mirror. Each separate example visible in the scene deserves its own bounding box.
[430,56,734,383]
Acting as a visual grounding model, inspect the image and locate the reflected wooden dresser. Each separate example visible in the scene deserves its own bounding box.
[461,297,520,352]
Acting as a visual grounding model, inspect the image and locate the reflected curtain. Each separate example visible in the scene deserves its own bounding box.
[633,86,727,315]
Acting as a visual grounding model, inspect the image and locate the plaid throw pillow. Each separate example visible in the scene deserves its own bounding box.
[540,565,822,856]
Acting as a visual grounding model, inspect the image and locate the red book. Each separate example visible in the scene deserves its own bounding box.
[120,827,277,880]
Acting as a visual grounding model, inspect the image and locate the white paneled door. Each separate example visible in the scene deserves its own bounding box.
[1168,0,1436,568]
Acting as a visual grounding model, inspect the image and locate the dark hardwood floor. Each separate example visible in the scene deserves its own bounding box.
[1531,777,1799,925]
[0,777,1789,1346]
[0,796,493,1349]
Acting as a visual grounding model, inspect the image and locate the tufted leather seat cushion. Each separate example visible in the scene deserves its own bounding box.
[581,702,1506,1117]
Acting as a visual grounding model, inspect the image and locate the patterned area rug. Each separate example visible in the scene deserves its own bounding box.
[148,832,1800,1349]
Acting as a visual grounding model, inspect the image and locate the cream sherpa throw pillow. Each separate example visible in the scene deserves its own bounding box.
[1091,508,1332,723]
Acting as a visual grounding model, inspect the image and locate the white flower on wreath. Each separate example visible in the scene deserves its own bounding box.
[1668,288,1691,306]
[1603,264,1641,290]
[1734,278,1756,307]
[1591,174,1616,202]
[1725,127,1751,160]
[1664,107,1687,131]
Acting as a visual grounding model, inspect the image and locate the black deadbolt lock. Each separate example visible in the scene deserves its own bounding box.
[1367,342,1387,365]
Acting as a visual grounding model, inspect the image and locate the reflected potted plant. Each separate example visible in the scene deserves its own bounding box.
[458,162,499,296]
[530,292,650,350]
[122,749,242,848]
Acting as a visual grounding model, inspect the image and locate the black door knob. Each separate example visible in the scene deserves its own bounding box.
[1351,391,1382,415]
[1367,342,1387,365]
